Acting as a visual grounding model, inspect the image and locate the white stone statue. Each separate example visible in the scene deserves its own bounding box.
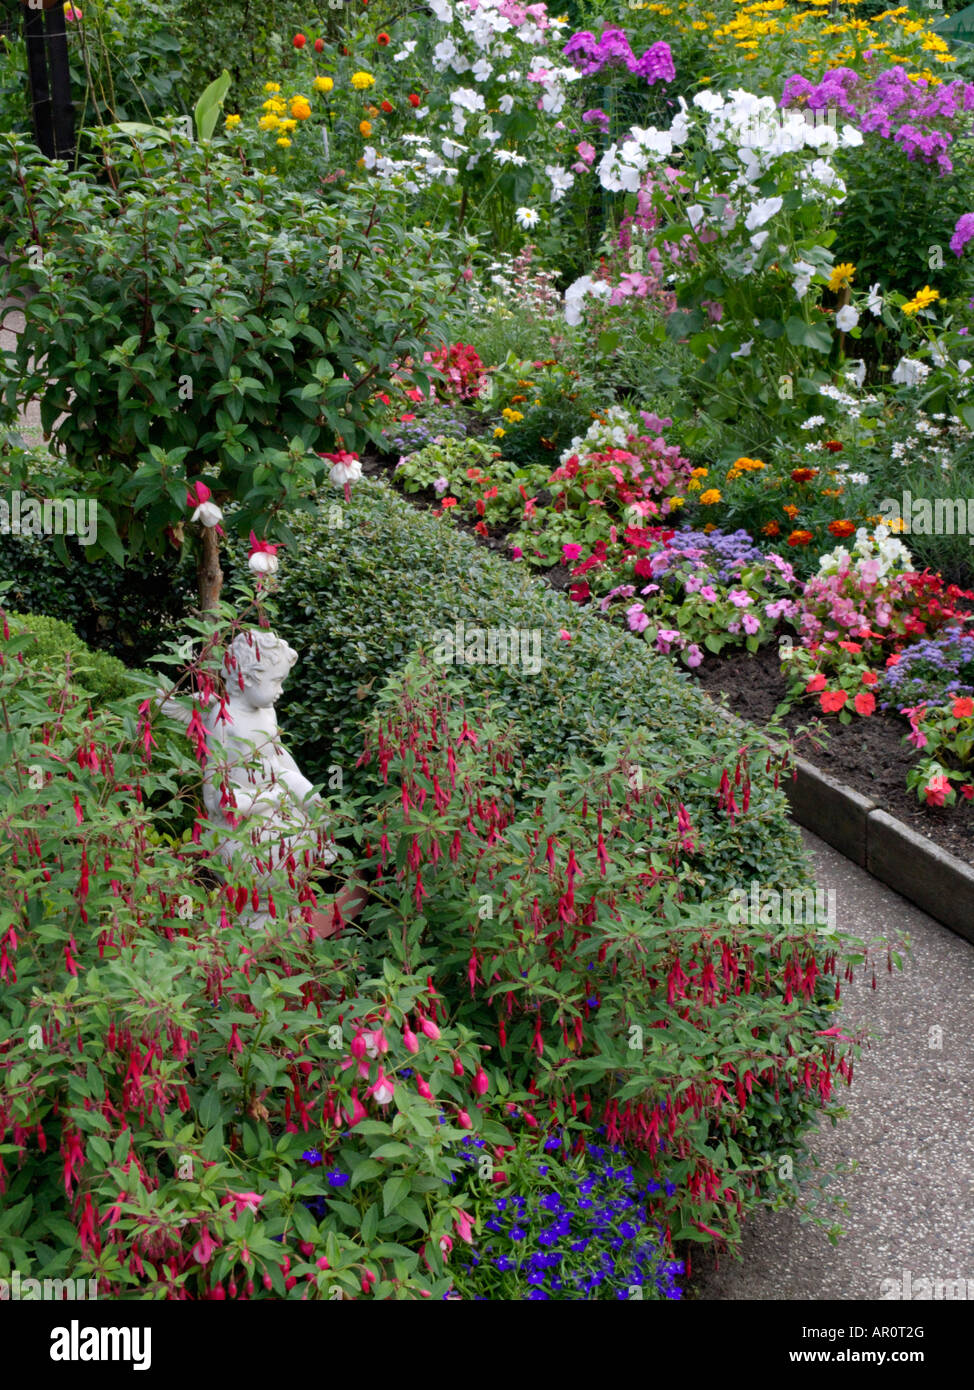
[159,629,366,935]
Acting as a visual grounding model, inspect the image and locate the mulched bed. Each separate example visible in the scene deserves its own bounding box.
[361,443,974,866]
[693,643,974,865]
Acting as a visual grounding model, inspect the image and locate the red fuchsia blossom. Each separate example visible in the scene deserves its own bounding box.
[222,1191,263,1220]
[192,1226,219,1264]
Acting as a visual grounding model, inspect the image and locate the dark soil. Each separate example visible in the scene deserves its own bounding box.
[362,441,974,866]
[693,643,974,865]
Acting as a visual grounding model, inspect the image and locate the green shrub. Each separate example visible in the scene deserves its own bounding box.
[3,609,141,700]
[260,478,809,900]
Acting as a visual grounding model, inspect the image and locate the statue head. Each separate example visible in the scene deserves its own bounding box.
[224,630,298,710]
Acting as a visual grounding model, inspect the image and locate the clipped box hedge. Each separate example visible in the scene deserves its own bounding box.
[268,480,808,899]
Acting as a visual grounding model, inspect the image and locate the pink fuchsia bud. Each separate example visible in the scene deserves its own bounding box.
[454,1208,474,1243]
[420,1017,440,1041]
[403,1024,420,1054]
[439,1234,453,1259]
[472,1067,489,1096]
[316,1256,330,1270]
[350,1032,368,1059]
[452,1057,464,1077]
[346,1087,368,1126]
[457,1109,472,1129]
[416,1073,433,1101]
[361,1269,376,1294]
[299,1241,314,1258]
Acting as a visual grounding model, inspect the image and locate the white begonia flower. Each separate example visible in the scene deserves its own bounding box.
[840,124,863,147]
[515,206,540,230]
[835,305,859,332]
[434,38,459,70]
[866,283,883,316]
[564,275,610,327]
[192,501,223,529]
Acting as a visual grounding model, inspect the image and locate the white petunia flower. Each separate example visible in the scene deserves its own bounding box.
[744,196,782,231]
[835,305,859,332]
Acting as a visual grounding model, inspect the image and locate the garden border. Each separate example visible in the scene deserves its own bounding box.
[708,702,974,945]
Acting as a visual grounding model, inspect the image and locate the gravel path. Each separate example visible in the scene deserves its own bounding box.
[697,828,974,1301]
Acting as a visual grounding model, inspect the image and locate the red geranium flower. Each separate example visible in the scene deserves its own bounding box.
[820,689,847,713]
[837,640,862,653]
[961,784,974,800]
[314,38,324,52]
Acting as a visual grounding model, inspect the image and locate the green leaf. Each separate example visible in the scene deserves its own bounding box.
[195,70,232,141]
[382,1175,409,1217]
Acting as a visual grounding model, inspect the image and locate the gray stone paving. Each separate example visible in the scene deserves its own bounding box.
[697,829,974,1301]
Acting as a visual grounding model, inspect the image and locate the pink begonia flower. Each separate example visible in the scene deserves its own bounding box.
[686,644,704,668]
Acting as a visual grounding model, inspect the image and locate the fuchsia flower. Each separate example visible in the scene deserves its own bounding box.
[222,1191,263,1220]
[192,1226,220,1264]
[472,1066,489,1096]
[248,532,280,576]
[367,1068,395,1106]
[403,1023,420,1054]
[455,1208,474,1243]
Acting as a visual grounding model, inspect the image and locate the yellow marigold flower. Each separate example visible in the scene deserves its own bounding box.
[351,71,375,90]
[290,97,312,121]
[367,104,379,117]
[493,427,506,438]
[501,407,524,423]
[314,76,334,94]
[264,82,281,93]
[691,466,709,477]
[258,114,281,132]
[668,496,686,508]
[702,522,716,533]
[276,137,292,148]
[359,120,373,137]
[224,114,241,129]
[828,262,856,291]
[279,118,297,133]
[700,488,722,505]
[901,285,940,315]
[262,97,286,113]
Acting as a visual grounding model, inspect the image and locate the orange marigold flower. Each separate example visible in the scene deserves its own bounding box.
[787,529,814,547]
[783,504,799,520]
[762,520,780,537]
[791,467,818,483]
[828,519,856,538]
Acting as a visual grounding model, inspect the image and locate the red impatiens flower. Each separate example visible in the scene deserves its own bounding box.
[953,696,974,718]
[854,691,876,716]
[861,670,878,686]
[838,640,862,653]
[961,784,974,800]
[805,673,827,693]
[820,689,848,713]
